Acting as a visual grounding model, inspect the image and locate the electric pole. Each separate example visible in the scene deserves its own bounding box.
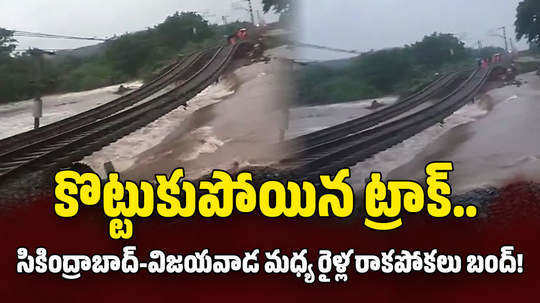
[245,0,255,24]
[477,40,483,49]
[222,16,229,25]
[509,38,516,52]
[499,26,508,52]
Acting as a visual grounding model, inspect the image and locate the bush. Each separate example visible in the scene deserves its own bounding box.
[0,12,240,104]
[296,33,504,106]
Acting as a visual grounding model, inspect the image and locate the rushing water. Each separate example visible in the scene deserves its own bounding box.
[386,72,540,193]
[0,81,142,140]
[288,72,540,194]
[3,57,539,192]
[121,59,292,180]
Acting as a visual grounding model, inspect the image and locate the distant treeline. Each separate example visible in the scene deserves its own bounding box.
[0,12,250,104]
[296,33,505,106]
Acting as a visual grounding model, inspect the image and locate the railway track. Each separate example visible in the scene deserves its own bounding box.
[0,49,208,155]
[0,43,243,183]
[283,66,492,176]
[285,71,463,150]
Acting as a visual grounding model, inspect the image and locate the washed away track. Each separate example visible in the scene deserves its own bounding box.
[0,49,206,155]
[285,70,464,149]
[282,66,493,177]
[0,43,245,183]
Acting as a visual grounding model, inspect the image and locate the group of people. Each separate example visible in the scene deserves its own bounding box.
[227,28,248,45]
[478,53,503,68]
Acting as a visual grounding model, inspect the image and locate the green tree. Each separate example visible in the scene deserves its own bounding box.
[0,28,17,61]
[351,48,414,92]
[515,0,540,45]
[0,11,232,103]
[296,32,480,105]
[154,12,213,49]
[262,0,291,13]
[106,32,154,76]
[106,11,213,76]
[410,33,467,68]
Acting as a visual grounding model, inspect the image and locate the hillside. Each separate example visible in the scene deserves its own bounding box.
[296,33,504,106]
[0,12,251,104]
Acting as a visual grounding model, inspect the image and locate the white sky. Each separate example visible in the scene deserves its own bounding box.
[1,1,530,59]
[0,0,277,51]
[298,0,529,61]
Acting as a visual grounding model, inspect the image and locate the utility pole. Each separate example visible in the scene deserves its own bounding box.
[222,16,229,25]
[499,26,508,52]
[245,0,255,24]
[477,40,483,50]
[509,38,516,52]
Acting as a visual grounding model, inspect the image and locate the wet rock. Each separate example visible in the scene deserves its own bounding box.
[115,85,132,95]
[366,100,385,110]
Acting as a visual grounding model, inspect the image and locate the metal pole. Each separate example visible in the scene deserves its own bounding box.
[510,38,515,52]
[246,0,255,24]
[500,26,508,52]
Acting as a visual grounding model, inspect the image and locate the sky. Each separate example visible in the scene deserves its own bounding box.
[0,0,529,59]
[297,0,529,61]
[0,0,276,51]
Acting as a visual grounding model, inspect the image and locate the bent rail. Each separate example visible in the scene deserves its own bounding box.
[0,50,207,155]
[0,42,246,183]
[284,71,464,151]
[282,66,494,177]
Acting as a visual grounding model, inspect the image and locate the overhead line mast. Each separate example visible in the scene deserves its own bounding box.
[245,0,255,24]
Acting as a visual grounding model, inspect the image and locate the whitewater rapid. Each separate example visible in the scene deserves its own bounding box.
[288,72,540,194]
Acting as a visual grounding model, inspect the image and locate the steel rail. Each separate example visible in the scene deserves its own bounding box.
[285,71,463,151]
[0,43,242,182]
[284,67,492,176]
[0,50,206,155]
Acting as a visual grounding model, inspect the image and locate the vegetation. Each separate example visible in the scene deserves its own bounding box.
[0,28,16,60]
[262,0,291,13]
[515,0,540,46]
[0,12,248,104]
[262,0,292,24]
[297,33,504,106]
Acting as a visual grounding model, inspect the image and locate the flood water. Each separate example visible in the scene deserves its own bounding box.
[386,72,540,193]
[0,81,142,140]
[121,59,293,180]
[286,96,398,139]
[2,57,539,193]
[287,72,540,194]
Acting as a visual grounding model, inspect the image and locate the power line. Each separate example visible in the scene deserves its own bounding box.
[14,48,60,52]
[290,41,363,55]
[11,30,108,41]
